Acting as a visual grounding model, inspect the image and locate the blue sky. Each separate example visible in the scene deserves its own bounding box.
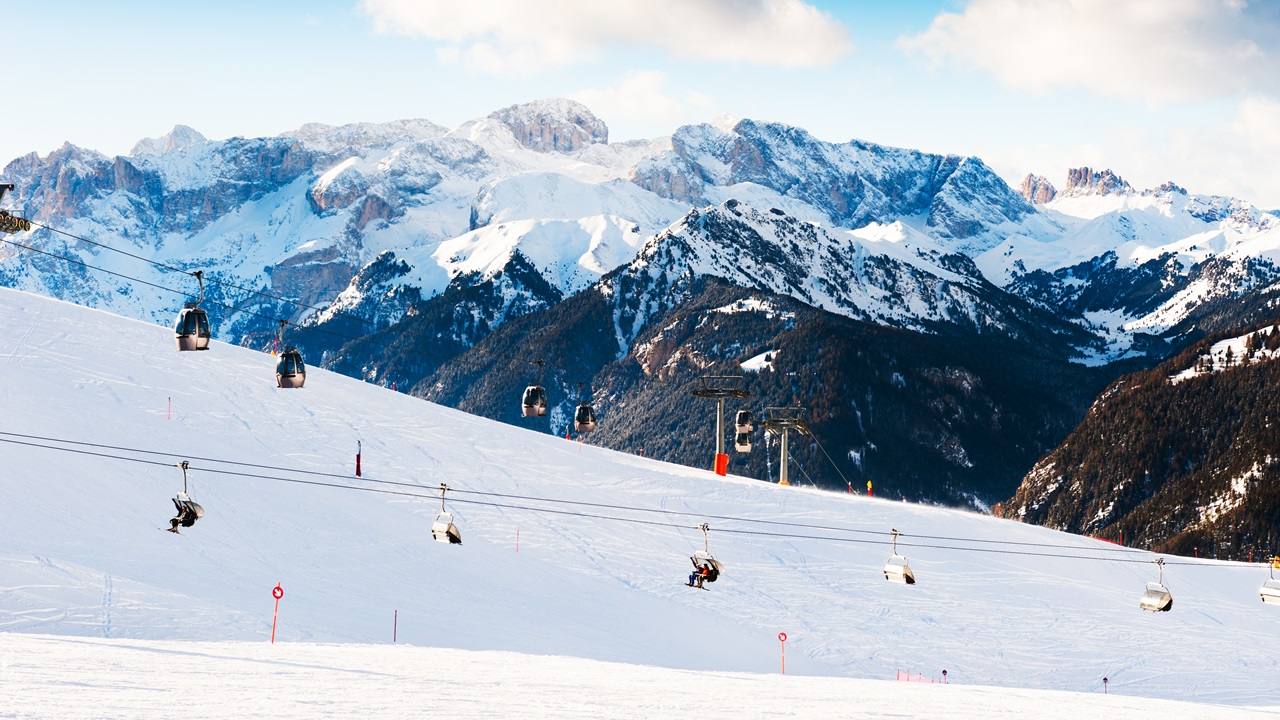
[4,0,1279,206]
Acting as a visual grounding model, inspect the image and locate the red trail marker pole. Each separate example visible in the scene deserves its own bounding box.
[778,632,787,675]
[393,609,397,644]
[356,440,362,477]
[516,529,520,553]
[270,583,283,644]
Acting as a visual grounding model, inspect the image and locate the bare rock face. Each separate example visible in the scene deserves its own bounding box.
[1019,174,1057,204]
[488,99,608,154]
[269,243,360,308]
[1063,167,1132,196]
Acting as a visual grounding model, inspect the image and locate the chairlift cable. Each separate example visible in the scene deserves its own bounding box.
[3,432,1264,568]
[0,429,1176,555]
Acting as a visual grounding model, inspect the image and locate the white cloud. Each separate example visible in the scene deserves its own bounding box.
[1233,95,1280,158]
[899,0,1279,103]
[573,71,712,128]
[361,0,851,75]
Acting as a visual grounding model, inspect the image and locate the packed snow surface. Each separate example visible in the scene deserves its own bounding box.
[5,634,1276,720]
[2,288,1280,710]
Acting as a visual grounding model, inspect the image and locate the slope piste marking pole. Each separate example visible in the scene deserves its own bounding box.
[778,632,787,675]
[271,583,283,644]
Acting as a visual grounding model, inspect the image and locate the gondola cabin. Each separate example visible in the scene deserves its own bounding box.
[431,512,462,544]
[734,432,752,452]
[883,554,916,584]
[174,304,211,351]
[276,347,306,389]
[522,385,548,417]
[1139,582,1173,612]
[574,403,597,433]
[734,409,754,434]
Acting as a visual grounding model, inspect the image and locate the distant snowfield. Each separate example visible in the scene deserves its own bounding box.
[2,288,1280,712]
[6,634,1277,720]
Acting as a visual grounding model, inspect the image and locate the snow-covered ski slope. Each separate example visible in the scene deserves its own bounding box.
[5,634,1276,720]
[1,288,1278,709]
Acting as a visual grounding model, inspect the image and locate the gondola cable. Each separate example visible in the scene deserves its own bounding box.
[20,219,597,377]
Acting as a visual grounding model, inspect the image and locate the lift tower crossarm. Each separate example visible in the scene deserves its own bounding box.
[762,407,809,487]
[691,376,750,476]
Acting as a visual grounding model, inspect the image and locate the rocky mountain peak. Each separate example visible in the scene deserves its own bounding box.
[488,99,608,154]
[1150,180,1189,196]
[1019,174,1057,204]
[1063,167,1132,197]
[130,125,207,156]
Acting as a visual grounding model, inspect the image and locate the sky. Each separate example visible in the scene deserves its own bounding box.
[3,0,1279,207]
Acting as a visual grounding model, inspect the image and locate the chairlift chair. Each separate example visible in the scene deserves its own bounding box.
[687,524,723,588]
[1139,559,1173,612]
[274,320,306,388]
[734,409,755,434]
[883,529,916,585]
[174,270,211,351]
[430,484,462,545]
[1260,557,1280,604]
[168,461,204,532]
[734,431,752,453]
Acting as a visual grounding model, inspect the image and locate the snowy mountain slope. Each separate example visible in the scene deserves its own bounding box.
[0,100,674,347]
[2,288,1279,705]
[470,171,685,234]
[7,635,1275,720]
[600,200,1089,354]
[631,118,1060,255]
[987,171,1280,359]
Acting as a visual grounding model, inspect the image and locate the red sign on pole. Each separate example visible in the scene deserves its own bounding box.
[270,583,283,644]
[778,632,787,675]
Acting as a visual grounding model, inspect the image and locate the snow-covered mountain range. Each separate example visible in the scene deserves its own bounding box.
[1,101,1275,368]
[3,98,1275,368]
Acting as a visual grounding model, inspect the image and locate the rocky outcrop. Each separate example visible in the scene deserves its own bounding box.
[1063,167,1132,196]
[488,99,608,153]
[269,243,361,309]
[309,162,369,214]
[1019,174,1057,204]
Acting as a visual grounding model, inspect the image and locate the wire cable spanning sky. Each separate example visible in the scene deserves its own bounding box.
[2,1,1279,207]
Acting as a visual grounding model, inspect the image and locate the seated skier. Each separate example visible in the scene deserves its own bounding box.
[168,497,198,533]
[686,562,712,589]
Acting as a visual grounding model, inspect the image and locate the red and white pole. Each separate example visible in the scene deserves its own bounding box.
[270,583,283,644]
[778,632,787,675]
